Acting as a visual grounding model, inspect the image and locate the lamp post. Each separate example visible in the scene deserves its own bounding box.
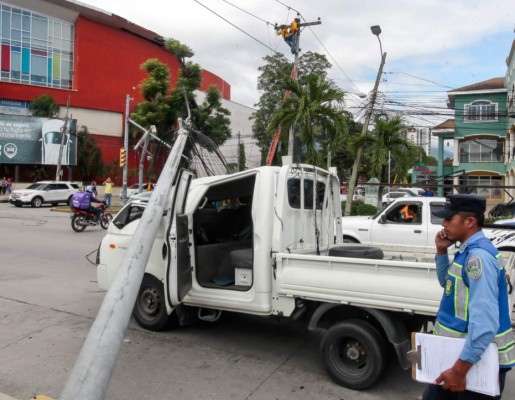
[344,25,387,216]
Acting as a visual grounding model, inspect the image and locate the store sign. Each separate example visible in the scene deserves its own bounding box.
[0,115,77,165]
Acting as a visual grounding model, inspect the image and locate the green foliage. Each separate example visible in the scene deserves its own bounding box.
[76,126,104,184]
[131,39,232,156]
[29,94,60,117]
[238,142,246,171]
[350,116,417,206]
[341,200,377,216]
[267,74,348,165]
[251,52,332,164]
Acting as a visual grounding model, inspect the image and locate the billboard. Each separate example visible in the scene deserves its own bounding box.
[0,115,77,165]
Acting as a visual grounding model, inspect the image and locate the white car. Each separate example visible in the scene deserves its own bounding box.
[9,181,80,208]
[120,183,155,200]
[381,191,408,208]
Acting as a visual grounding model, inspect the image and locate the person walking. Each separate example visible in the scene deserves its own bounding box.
[0,177,6,195]
[423,194,515,399]
[6,177,12,194]
[90,180,98,197]
[103,177,114,208]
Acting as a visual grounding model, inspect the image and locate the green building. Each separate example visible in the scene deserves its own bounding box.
[430,37,515,210]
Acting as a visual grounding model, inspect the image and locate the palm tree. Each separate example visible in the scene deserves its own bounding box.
[350,116,418,209]
[268,74,348,166]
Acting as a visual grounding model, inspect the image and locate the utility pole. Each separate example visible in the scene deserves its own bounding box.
[122,94,133,202]
[237,131,241,171]
[286,17,321,162]
[344,26,386,216]
[55,71,73,181]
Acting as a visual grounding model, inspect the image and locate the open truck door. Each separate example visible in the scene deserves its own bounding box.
[166,169,194,305]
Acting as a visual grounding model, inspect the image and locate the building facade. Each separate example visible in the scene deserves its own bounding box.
[0,0,235,183]
[432,77,510,205]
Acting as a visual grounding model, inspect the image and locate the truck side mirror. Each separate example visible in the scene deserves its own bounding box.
[378,214,387,224]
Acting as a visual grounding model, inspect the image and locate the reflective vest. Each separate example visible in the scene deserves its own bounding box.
[434,237,515,368]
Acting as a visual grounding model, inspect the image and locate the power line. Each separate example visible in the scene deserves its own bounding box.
[193,0,279,54]
[220,0,273,25]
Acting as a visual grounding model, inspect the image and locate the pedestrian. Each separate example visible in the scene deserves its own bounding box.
[423,194,515,399]
[0,177,6,195]
[146,178,153,192]
[422,186,434,197]
[102,177,114,208]
[90,180,98,197]
[6,177,12,194]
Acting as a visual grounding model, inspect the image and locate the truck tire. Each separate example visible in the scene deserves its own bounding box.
[329,246,384,260]
[321,319,387,390]
[133,275,173,331]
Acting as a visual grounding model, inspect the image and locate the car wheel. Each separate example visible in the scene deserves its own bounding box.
[133,275,173,331]
[321,319,387,390]
[31,196,43,208]
[100,213,113,229]
[71,214,87,232]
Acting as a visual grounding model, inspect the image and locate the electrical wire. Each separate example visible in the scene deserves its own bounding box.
[221,0,273,25]
[193,0,279,54]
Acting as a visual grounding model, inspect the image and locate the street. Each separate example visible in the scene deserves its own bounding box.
[0,203,514,400]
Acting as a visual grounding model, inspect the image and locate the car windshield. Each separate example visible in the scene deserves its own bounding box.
[44,131,68,144]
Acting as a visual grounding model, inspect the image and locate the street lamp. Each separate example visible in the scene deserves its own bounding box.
[344,25,387,216]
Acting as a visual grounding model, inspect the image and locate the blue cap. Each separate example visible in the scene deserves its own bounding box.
[432,194,486,218]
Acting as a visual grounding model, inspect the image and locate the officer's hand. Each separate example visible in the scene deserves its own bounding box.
[434,359,472,392]
[435,229,454,253]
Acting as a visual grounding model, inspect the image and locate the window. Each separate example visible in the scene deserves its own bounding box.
[458,175,503,200]
[287,178,326,209]
[464,100,497,122]
[0,2,73,89]
[459,139,503,163]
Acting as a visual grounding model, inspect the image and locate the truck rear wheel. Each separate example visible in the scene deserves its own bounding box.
[321,319,387,390]
[133,275,173,331]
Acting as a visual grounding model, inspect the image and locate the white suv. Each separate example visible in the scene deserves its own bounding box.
[9,181,80,208]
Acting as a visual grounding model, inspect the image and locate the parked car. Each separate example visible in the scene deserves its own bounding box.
[381,191,408,208]
[128,190,153,203]
[120,183,155,200]
[395,187,425,197]
[9,181,80,208]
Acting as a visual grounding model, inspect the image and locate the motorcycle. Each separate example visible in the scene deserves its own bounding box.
[70,203,113,232]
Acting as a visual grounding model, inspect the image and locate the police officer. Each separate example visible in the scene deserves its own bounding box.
[423,194,515,399]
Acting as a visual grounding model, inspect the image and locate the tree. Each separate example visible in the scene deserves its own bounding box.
[349,116,418,208]
[267,74,348,166]
[76,126,104,185]
[238,142,246,171]
[29,94,60,117]
[251,52,332,164]
[130,39,232,172]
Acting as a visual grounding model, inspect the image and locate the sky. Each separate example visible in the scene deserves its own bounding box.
[76,0,514,130]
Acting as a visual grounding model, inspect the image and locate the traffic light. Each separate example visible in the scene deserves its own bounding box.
[119,147,127,167]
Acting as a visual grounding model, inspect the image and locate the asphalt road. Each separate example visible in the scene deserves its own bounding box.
[0,203,514,400]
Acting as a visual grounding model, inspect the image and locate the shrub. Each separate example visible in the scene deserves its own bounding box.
[341,200,377,216]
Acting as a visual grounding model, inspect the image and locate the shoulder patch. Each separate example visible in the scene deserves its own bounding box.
[466,256,482,280]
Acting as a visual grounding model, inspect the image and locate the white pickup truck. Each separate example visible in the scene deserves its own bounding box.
[341,196,515,250]
[96,166,514,391]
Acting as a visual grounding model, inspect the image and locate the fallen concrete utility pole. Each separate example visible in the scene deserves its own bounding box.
[60,119,190,400]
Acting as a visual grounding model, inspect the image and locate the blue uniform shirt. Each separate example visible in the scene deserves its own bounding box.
[435,231,500,364]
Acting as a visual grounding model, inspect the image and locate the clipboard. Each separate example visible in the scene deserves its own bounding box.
[408,332,500,396]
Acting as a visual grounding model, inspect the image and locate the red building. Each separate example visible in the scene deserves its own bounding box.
[0,0,230,183]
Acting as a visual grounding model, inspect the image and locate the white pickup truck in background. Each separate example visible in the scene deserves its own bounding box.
[342,196,515,250]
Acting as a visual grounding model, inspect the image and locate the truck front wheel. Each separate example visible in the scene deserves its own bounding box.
[321,319,387,390]
[133,275,173,331]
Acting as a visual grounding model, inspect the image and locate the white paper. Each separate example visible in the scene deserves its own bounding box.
[414,333,500,396]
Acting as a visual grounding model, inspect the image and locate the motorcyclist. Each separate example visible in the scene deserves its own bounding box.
[84,185,104,224]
